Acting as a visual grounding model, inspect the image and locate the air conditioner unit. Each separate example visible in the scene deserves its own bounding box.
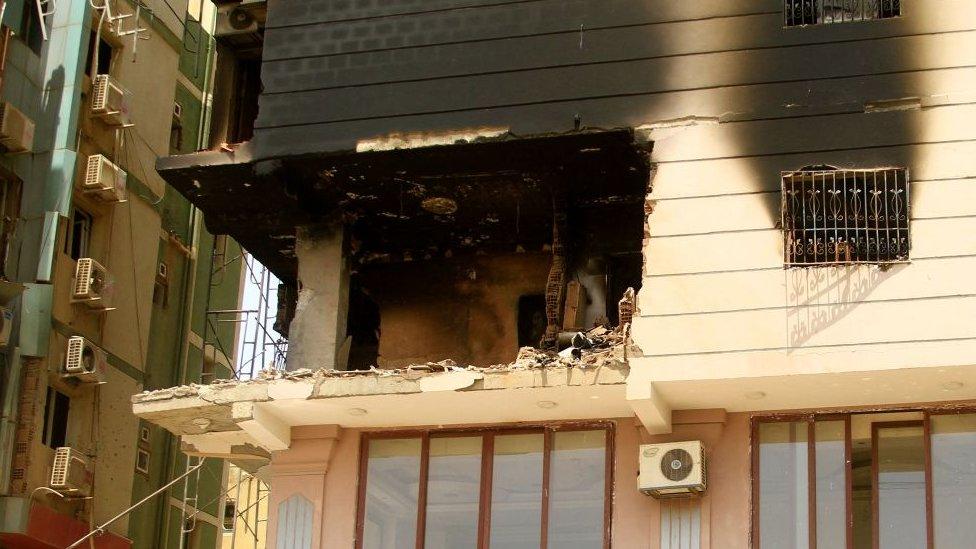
[0,101,35,153]
[49,447,93,498]
[72,258,111,309]
[215,4,260,36]
[638,441,706,498]
[90,74,132,126]
[0,307,12,346]
[82,154,127,202]
[63,336,108,384]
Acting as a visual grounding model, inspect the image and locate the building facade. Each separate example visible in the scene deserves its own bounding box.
[0,0,245,547]
[136,0,976,548]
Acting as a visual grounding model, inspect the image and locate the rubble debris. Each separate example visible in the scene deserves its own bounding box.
[618,287,636,329]
[133,327,634,404]
[541,192,569,349]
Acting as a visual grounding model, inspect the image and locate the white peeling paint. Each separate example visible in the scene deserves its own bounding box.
[269,379,315,400]
[417,371,484,392]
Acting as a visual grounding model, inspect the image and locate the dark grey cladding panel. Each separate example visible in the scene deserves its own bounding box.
[253,0,774,158]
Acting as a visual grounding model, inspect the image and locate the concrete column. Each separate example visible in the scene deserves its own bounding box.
[286,224,350,371]
[265,426,342,549]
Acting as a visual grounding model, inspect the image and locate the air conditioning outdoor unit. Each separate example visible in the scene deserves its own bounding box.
[90,74,132,126]
[0,307,13,347]
[72,258,111,309]
[0,101,35,153]
[63,336,108,384]
[638,441,706,498]
[50,447,93,498]
[215,4,260,36]
[82,154,127,202]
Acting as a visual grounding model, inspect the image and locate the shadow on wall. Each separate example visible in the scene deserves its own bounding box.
[786,264,887,349]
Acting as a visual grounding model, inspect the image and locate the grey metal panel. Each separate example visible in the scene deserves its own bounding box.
[276,494,314,549]
[261,11,960,95]
[254,31,958,129]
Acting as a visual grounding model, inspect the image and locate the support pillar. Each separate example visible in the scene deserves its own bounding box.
[286,224,349,371]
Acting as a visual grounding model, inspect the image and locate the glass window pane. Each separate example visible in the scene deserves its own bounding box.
[931,414,976,548]
[489,434,544,548]
[876,424,926,549]
[363,438,421,549]
[758,421,809,549]
[424,436,482,549]
[815,421,846,549]
[547,430,606,549]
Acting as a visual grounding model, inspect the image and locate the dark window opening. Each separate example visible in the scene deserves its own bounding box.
[785,0,900,26]
[84,31,114,77]
[42,388,69,448]
[223,499,237,531]
[606,254,643,327]
[65,207,93,261]
[135,448,150,475]
[18,3,43,55]
[0,175,22,279]
[782,167,910,266]
[228,57,261,143]
[517,294,547,348]
[347,283,380,371]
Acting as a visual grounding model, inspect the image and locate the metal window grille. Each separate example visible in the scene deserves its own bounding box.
[781,167,910,266]
[784,0,900,26]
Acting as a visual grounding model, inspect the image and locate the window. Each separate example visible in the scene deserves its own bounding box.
[41,388,70,449]
[0,175,22,279]
[135,448,150,475]
[785,0,900,26]
[65,207,94,260]
[754,411,976,548]
[84,31,114,77]
[17,1,43,55]
[223,499,237,531]
[781,167,909,266]
[357,426,611,549]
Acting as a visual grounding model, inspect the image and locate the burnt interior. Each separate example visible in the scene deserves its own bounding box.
[161,130,651,367]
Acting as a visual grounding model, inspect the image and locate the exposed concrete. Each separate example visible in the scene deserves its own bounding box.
[286,225,349,371]
[133,339,639,458]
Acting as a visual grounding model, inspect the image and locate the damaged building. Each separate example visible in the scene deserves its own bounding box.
[136,0,976,548]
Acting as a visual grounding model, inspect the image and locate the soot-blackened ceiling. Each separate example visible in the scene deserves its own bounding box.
[159,130,651,283]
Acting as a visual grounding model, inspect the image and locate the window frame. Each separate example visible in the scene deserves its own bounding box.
[354,422,614,549]
[65,206,94,261]
[783,0,901,27]
[780,167,910,267]
[750,409,964,549]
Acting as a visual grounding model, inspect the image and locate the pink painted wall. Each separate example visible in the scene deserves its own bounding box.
[268,416,751,548]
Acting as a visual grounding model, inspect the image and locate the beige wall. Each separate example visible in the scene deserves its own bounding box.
[265,416,752,549]
[630,0,976,411]
[22,2,188,537]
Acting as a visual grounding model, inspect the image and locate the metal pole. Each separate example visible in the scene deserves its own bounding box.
[66,458,207,549]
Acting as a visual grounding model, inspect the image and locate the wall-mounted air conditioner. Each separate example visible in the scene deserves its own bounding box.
[0,101,35,153]
[0,307,12,347]
[72,258,111,309]
[82,154,127,203]
[91,74,132,127]
[50,447,93,498]
[63,336,108,384]
[638,441,706,498]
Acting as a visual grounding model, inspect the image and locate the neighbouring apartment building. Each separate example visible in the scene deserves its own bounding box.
[134,1,976,548]
[0,0,246,547]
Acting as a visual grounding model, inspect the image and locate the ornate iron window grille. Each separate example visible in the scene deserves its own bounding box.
[781,167,910,266]
[784,0,900,26]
